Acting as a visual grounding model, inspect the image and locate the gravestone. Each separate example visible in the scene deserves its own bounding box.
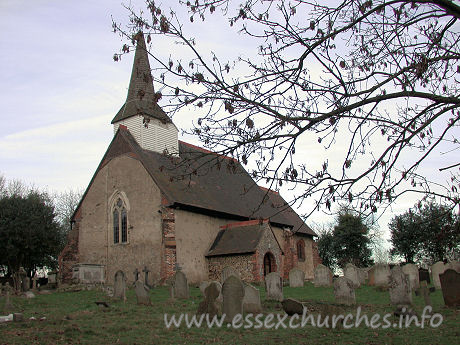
[197,282,221,317]
[3,283,13,312]
[113,270,127,301]
[222,275,245,322]
[199,281,209,296]
[172,271,189,299]
[24,291,35,299]
[32,276,38,290]
[281,298,306,316]
[265,272,283,301]
[134,281,151,305]
[133,268,140,283]
[289,268,304,288]
[419,268,430,284]
[47,271,57,288]
[439,269,460,307]
[314,264,333,287]
[333,277,356,305]
[415,281,435,307]
[344,263,360,288]
[446,261,460,273]
[358,268,368,285]
[389,266,412,306]
[18,267,27,292]
[142,266,151,287]
[402,263,419,290]
[431,261,446,289]
[221,266,239,283]
[243,284,262,314]
[22,277,30,292]
[368,264,390,287]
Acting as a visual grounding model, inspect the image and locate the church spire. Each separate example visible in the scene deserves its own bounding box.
[126,32,155,103]
[111,32,171,124]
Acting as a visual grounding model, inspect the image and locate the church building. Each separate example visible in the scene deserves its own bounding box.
[58,33,320,286]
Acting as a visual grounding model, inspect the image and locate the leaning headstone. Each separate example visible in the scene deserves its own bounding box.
[222,275,245,322]
[446,261,460,273]
[134,281,151,305]
[265,272,283,301]
[431,261,446,289]
[344,263,360,288]
[172,271,189,299]
[221,266,240,283]
[439,269,460,307]
[243,284,262,314]
[402,263,420,290]
[333,277,356,305]
[197,282,221,318]
[389,266,412,306]
[199,281,210,296]
[314,264,333,287]
[289,268,305,288]
[113,270,127,301]
[369,264,391,287]
[419,268,430,284]
[281,298,306,316]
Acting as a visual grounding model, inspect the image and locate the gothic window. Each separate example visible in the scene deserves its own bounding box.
[113,197,128,244]
[113,209,119,244]
[297,240,305,262]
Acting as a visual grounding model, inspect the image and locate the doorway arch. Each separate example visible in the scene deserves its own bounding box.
[263,252,277,276]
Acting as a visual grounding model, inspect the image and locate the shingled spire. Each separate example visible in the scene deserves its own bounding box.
[111,32,171,124]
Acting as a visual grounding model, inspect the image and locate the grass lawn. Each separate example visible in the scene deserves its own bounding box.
[0,282,458,344]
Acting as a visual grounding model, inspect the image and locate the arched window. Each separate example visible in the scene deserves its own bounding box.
[297,240,305,262]
[113,197,128,244]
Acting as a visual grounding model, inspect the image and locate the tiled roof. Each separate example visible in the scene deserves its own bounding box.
[206,219,283,256]
[75,126,316,237]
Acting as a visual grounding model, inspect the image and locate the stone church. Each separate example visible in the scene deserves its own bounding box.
[58,33,320,286]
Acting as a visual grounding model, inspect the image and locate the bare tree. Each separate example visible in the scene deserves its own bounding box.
[53,189,83,232]
[112,0,460,218]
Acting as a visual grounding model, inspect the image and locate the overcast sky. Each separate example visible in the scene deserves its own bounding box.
[1,1,457,249]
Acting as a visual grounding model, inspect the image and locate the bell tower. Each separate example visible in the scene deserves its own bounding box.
[111,32,179,155]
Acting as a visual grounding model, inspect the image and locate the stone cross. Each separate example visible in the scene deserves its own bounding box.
[415,281,435,307]
[133,268,140,282]
[142,266,150,287]
[32,276,38,290]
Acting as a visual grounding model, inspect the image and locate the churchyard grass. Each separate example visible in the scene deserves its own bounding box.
[1,282,458,344]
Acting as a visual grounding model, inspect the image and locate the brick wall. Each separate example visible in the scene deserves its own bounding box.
[160,195,176,283]
[58,212,81,284]
[312,240,322,267]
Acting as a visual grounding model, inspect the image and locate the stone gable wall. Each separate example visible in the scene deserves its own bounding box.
[71,155,164,286]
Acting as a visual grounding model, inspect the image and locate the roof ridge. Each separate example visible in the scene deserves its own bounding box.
[259,186,279,194]
[179,140,238,163]
[220,219,269,229]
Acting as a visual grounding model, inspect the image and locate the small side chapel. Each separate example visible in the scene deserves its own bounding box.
[58,33,320,286]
